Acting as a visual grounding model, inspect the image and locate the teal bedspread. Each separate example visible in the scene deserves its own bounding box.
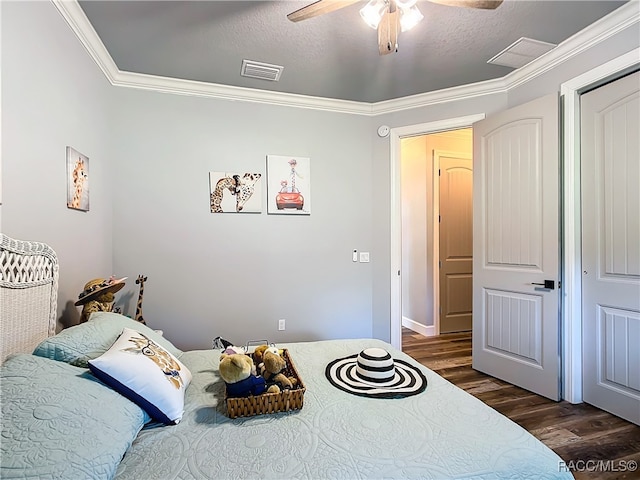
[114,338,573,480]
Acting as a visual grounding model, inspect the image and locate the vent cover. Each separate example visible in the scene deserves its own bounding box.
[487,37,557,69]
[241,60,284,82]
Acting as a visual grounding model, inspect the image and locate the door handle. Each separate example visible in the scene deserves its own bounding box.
[531,280,555,289]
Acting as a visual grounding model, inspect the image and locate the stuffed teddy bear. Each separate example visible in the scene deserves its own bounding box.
[253,345,278,366]
[252,344,279,375]
[260,350,297,394]
[219,353,267,398]
[220,346,257,376]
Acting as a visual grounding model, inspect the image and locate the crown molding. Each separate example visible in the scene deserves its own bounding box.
[112,70,374,115]
[52,0,639,117]
[502,0,640,91]
[370,78,507,115]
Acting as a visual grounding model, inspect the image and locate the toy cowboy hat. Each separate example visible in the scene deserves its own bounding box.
[325,347,427,399]
[75,277,127,306]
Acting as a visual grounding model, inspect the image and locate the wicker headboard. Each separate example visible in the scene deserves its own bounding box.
[0,234,59,363]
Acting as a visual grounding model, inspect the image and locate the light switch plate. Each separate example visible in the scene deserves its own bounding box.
[359,252,370,263]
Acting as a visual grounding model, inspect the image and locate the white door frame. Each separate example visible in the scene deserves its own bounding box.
[560,47,639,404]
[390,114,485,350]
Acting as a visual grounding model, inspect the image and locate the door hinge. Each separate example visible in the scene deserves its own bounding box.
[438,169,441,176]
[439,260,442,268]
[439,215,441,223]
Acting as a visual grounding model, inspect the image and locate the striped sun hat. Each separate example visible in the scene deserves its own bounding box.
[325,347,427,398]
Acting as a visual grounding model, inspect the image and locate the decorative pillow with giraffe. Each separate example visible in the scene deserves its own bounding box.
[88,327,192,425]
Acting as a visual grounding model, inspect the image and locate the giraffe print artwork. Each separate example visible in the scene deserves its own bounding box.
[209,171,263,213]
[66,147,90,211]
[266,155,311,215]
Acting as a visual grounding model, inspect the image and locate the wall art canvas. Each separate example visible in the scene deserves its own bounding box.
[209,172,262,213]
[266,155,311,215]
[66,147,90,211]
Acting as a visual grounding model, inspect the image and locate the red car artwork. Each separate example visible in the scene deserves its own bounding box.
[276,188,304,210]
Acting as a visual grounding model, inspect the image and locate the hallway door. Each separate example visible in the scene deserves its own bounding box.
[438,151,473,333]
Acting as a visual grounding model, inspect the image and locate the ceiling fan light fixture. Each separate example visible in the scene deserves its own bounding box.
[399,5,424,32]
[360,0,388,29]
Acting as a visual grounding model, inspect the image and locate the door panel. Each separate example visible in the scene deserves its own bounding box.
[473,94,560,401]
[485,289,542,365]
[485,120,543,268]
[581,71,640,425]
[439,153,473,333]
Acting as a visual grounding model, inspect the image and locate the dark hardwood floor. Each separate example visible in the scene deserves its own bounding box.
[402,328,640,480]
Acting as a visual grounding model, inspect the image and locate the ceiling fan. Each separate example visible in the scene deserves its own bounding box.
[287,0,503,55]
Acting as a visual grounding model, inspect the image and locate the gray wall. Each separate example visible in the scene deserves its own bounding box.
[1,1,637,349]
[109,89,374,349]
[1,1,114,329]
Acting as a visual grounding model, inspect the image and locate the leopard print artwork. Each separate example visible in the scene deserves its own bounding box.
[210,175,240,213]
[123,333,184,389]
[210,173,261,213]
[68,159,87,209]
[235,173,261,212]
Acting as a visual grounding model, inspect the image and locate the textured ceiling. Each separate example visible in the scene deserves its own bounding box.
[78,0,628,103]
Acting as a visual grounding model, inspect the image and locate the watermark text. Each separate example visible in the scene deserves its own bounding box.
[559,459,637,473]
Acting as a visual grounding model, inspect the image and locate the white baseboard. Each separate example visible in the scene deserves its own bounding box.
[402,317,436,337]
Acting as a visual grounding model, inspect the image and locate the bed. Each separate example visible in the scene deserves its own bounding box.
[0,234,574,480]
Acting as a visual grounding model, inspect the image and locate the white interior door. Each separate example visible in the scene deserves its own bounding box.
[581,71,640,425]
[472,94,561,401]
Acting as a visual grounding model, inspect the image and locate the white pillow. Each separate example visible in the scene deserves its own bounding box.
[88,327,192,424]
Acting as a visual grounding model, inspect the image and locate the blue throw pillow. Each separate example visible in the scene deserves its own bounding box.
[1,354,147,480]
[33,312,181,367]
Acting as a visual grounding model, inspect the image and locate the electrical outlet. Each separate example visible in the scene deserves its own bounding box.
[278,319,286,331]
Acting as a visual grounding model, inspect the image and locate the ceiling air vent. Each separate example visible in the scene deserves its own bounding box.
[487,37,557,69]
[241,60,284,82]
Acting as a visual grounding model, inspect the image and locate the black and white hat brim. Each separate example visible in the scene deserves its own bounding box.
[325,352,427,399]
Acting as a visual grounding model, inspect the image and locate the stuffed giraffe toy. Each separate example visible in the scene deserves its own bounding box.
[135,275,147,325]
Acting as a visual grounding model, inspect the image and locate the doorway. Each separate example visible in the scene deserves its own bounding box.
[390,114,485,349]
[399,128,473,340]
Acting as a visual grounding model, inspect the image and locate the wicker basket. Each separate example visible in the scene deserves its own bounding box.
[224,349,306,419]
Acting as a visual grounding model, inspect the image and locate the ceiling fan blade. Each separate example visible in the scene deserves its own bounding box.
[287,0,360,22]
[378,8,400,55]
[427,0,503,9]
